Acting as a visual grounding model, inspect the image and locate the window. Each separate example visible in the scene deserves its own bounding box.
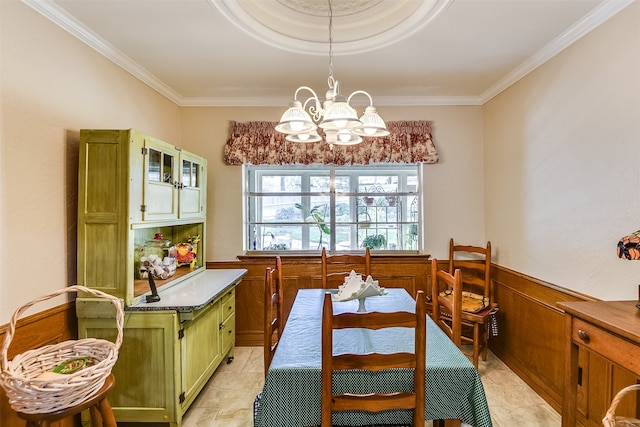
[246,164,421,252]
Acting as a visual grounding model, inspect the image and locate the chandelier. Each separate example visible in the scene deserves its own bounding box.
[274,0,389,146]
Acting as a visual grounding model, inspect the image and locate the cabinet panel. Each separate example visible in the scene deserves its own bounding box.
[78,311,179,424]
[181,301,222,409]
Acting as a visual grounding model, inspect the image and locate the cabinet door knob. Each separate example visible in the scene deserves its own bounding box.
[577,329,590,343]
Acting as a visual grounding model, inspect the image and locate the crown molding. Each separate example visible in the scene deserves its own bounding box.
[178,95,484,108]
[22,0,184,105]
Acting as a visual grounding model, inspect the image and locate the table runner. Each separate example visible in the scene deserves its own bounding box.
[254,288,492,427]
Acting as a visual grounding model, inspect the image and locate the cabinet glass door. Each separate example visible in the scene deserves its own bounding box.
[179,152,205,219]
[143,138,179,221]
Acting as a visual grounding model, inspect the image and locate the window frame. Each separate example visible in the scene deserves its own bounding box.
[244,163,423,254]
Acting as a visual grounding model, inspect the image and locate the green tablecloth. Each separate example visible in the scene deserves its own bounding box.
[254,288,492,427]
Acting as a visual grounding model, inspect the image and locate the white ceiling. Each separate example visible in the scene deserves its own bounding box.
[25,0,634,106]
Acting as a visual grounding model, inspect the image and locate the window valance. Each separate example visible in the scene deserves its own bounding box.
[223,120,439,165]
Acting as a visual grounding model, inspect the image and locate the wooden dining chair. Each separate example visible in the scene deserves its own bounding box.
[321,247,371,288]
[448,238,498,367]
[263,256,283,377]
[321,290,426,427]
[431,258,462,348]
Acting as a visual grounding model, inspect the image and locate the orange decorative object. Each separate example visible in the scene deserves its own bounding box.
[176,243,195,265]
[176,235,200,268]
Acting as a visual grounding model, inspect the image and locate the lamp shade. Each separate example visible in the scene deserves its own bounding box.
[285,131,322,143]
[352,106,391,137]
[275,101,317,134]
[325,129,363,146]
[318,101,362,130]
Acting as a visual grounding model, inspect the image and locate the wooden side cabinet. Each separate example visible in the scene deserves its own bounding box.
[559,300,640,427]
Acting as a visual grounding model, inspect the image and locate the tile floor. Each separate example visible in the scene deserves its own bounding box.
[171,346,561,427]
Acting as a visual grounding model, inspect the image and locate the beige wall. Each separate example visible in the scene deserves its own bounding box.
[180,106,485,261]
[484,1,640,300]
[0,1,181,324]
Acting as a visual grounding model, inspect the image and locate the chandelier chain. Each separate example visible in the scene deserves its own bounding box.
[327,0,335,89]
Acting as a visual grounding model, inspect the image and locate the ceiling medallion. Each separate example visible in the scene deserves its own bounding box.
[210,0,454,55]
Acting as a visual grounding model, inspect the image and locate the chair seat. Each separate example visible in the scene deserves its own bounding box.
[439,290,489,313]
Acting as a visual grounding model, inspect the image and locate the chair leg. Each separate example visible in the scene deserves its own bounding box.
[481,323,489,361]
[90,404,103,427]
[97,398,117,427]
[472,324,480,368]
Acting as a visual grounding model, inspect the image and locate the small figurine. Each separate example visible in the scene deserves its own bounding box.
[176,235,200,268]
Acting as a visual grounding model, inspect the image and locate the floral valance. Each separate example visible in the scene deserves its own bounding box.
[223,120,439,165]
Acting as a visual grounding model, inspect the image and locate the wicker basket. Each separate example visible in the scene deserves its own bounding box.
[0,285,123,414]
[603,384,640,427]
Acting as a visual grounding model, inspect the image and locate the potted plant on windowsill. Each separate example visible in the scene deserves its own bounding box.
[295,203,331,249]
[361,234,387,250]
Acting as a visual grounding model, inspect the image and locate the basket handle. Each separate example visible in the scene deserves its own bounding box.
[1,285,124,372]
[602,384,640,427]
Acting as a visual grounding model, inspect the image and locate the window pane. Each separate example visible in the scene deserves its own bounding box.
[251,196,302,222]
[260,175,301,192]
[148,149,161,182]
[192,163,199,187]
[310,175,330,192]
[182,160,192,187]
[162,153,173,183]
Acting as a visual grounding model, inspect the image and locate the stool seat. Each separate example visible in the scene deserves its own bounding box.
[16,373,116,427]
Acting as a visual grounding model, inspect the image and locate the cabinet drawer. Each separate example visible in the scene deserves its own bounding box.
[573,318,640,376]
[221,289,235,321]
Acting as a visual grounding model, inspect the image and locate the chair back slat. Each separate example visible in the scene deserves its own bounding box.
[448,239,491,299]
[333,392,416,412]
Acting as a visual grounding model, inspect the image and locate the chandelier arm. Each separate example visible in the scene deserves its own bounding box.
[294,86,323,122]
[294,86,320,103]
[347,90,374,106]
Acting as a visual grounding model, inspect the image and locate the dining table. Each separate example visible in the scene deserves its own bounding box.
[254,287,493,427]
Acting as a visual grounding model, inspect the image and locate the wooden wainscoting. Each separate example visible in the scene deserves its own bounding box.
[0,302,78,427]
[489,265,596,413]
[207,254,432,346]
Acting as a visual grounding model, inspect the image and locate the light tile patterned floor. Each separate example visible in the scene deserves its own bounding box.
[174,346,561,427]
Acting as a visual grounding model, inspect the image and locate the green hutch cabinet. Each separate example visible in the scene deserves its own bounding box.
[76,129,243,426]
